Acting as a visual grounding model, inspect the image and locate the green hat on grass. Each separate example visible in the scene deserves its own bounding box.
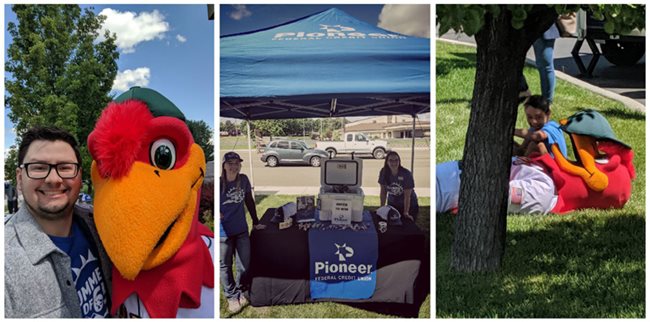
[561,109,630,149]
[114,86,186,121]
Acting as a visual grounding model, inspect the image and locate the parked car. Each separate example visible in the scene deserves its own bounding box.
[260,139,328,167]
[315,132,388,159]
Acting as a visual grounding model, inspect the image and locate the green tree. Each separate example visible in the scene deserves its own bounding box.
[4,146,18,186]
[437,4,645,272]
[239,117,342,140]
[220,120,236,133]
[285,119,303,136]
[5,4,119,182]
[250,120,286,137]
[187,120,214,162]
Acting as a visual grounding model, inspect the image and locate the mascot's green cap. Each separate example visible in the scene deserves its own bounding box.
[114,86,186,121]
[562,109,630,149]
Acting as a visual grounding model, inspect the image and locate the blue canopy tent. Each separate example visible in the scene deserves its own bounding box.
[221,8,430,181]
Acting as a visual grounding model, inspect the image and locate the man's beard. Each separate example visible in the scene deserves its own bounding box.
[27,201,72,221]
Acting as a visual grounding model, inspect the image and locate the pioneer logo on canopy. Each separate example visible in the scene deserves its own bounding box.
[272,24,406,41]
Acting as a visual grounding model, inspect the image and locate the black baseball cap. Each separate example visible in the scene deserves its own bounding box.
[223,151,243,163]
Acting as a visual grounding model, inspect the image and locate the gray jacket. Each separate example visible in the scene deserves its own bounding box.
[5,203,112,318]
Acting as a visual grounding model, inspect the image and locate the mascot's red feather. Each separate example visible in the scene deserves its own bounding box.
[531,109,635,213]
[88,87,214,318]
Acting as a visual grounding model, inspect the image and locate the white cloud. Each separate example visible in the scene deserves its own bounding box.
[112,68,151,92]
[176,34,187,43]
[377,5,430,38]
[230,5,251,21]
[98,8,170,54]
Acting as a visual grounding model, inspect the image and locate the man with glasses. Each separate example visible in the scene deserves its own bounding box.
[5,127,111,318]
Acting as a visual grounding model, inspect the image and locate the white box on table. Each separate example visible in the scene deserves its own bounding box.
[317,158,364,222]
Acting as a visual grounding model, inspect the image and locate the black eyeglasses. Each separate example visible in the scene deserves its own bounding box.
[20,162,80,179]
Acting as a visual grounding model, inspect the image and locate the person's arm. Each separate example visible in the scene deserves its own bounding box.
[519,135,532,153]
[403,189,414,221]
[513,128,530,155]
[379,185,387,207]
[514,128,528,138]
[526,129,548,142]
[245,190,265,230]
[513,140,523,155]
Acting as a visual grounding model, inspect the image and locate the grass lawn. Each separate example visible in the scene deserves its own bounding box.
[436,40,645,318]
[220,194,431,318]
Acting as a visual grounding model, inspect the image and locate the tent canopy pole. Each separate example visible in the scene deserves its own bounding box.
[411,115,416,175]
[247,120,255,195]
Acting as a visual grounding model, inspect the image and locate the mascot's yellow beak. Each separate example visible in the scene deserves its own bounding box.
[92,144,205,280]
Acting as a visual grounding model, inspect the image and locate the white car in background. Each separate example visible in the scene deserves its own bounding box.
[316,132,388,159]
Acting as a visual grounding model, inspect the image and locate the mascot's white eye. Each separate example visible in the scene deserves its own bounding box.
[150,139,176,170]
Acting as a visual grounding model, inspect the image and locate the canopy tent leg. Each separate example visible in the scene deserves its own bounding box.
[247,120,255,197]
[411,115,416,175]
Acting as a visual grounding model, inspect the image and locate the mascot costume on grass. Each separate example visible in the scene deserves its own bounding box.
[88,87,214,318]
[533,109,635,213]
[436,109,635,215]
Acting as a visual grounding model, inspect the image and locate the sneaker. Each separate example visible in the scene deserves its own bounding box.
[239,294,249,307]
[227,297,241,313]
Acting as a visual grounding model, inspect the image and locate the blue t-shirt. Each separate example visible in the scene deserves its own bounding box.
[49,221,109,318]
[220,174,251,237]
[378,167,418,213]
[531,121,568,158]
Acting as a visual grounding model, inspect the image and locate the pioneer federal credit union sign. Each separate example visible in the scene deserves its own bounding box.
[273,24,406,41]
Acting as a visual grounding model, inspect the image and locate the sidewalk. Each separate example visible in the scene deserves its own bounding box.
[254,186,430,197]
[438,37,645,112]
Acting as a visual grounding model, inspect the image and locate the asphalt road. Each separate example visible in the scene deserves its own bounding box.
[221,148,431,192]
[440,31,645,106]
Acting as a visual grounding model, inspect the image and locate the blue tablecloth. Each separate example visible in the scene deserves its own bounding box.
[308,210,378,299]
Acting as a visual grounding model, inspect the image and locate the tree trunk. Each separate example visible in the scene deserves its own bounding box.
[451,7,557,272]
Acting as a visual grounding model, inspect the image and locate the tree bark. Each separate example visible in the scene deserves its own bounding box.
[451,6,557,272]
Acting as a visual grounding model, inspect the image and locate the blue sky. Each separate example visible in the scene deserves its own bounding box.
[220,5,384,36]
[4,4,214,150]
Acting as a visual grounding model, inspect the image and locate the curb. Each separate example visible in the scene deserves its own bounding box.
[438,37,476,48]
[253,186,431,197]
[222,147,430,153]
[438,37,645,113]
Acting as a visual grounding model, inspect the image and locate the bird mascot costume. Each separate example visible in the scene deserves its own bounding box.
[533,109,635,213]
[436,110,634,215]
[88,87,214,318]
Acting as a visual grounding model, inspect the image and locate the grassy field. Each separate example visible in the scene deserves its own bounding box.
[220,194,431,318]
[220,135,431,151]
[436,40,645,318]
